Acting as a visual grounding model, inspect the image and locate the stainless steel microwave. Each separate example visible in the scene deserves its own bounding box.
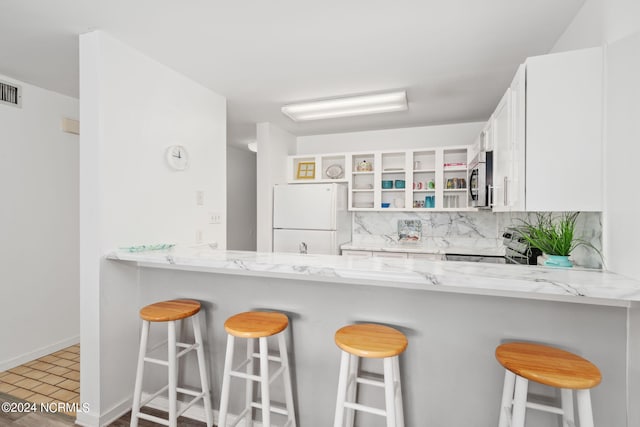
[468,150,493,208]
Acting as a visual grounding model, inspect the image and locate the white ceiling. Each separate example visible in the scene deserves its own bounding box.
[0,1,584,148]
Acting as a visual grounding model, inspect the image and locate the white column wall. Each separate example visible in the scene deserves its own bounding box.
[227,146,257,250]
[256,123,296,252]
[78,30,226,426]
[0,75,79,371]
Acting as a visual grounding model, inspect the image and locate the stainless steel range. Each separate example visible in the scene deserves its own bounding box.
[444,229,541,265]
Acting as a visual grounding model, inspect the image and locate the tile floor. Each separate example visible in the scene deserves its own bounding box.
[0,345,80,417]
[0,345,209,426]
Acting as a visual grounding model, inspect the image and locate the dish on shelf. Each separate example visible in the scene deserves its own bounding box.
[383,167,404,171]
[381,203,391,208]
[382,180,393,189]
[325,164,344,179]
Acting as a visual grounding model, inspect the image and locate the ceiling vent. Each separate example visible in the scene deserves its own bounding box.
[0,80,22,108]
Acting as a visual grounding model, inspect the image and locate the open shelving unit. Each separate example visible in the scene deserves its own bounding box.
[288,144,474,211]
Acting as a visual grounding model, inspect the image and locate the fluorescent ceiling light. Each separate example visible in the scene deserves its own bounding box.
[281,91,408,122]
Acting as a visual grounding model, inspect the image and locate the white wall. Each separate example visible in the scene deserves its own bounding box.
[256,123,296,252]
[551,0,640,49]
[296,122,484,154]
[550,0,604,53]
[603,0,640,43]
[227,146,256,250]
[0,75,79,371]
[79,30,226,426]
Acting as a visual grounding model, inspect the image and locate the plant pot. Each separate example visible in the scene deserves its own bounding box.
[543,254,573,268]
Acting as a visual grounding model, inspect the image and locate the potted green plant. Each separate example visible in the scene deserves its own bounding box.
[515,212,600,268]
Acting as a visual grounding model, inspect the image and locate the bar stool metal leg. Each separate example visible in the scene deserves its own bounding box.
[345,354,359,427]
[245,338,255,427]
[218,334,236,427]
[498,370,516,427]
[130,320,149,427]
[168,321,177,427]
[192,313,213,427]
[259,336,271,427]
[392,356,404,427]
[560,388,575,427]
[576,389,594,427]
[333,351,350,427]
[278,333,297,427]
[383,357,397,427]
[511,376,529,427]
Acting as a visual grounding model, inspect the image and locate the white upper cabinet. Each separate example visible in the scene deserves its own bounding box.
[524,47,602,211]
[480,120,492,152]
[491,88,511,211]
[508,64,526,212]
[486,47,603,212]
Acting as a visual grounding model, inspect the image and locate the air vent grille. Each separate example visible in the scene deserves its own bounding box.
[0,80,22,108]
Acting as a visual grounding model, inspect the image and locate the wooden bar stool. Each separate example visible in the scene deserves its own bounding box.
[496,342,602,427]
[333,323,407,427]
[218,311,296,427]
[130,299,213,427]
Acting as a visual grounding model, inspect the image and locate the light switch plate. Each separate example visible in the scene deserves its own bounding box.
[208,212,222,224]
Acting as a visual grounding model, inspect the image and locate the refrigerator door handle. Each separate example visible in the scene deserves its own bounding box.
[299,242,308,254]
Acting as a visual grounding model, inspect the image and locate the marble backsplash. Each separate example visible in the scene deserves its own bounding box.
[352,211,603,268]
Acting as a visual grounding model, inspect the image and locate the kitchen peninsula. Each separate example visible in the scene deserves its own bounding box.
[108,246,640,427]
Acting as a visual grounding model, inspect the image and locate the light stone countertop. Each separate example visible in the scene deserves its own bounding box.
[106,246,640,308]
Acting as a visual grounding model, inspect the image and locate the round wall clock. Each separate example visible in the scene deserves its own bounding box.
[166,145,189,171]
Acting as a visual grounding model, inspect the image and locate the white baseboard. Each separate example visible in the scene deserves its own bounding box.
[74,410,99,427]
[73,396,133,427]
[99,396,135,427]
[0,335,80,372]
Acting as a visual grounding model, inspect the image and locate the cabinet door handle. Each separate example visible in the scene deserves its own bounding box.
[504,176,508,206]
[488,185,494,207]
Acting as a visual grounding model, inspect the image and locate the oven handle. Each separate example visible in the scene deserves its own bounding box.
[468,169,477,201]
[488,185,494,207]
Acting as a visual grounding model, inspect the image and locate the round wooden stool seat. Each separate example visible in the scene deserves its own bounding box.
[335,323,408,358]
[224,311,289,338]
[139,299,201,322]
[496,342,602,389]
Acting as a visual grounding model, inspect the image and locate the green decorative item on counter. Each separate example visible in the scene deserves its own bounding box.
[515,212,600,268]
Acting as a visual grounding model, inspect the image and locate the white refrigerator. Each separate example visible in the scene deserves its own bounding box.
[273,183,352,255]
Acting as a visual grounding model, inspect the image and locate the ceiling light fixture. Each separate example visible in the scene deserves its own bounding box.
[281,90,408,122]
